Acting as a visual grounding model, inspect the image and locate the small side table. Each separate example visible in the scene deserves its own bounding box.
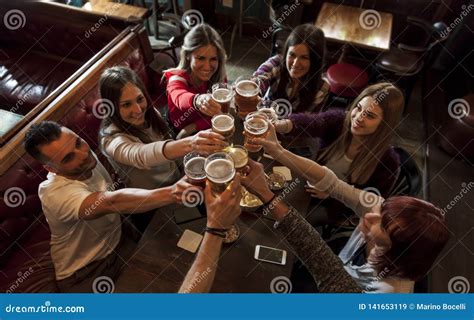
[84,0,150,22]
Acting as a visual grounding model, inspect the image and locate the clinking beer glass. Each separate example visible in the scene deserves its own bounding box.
[256,100,278,124]
[211,114,235,145]
[211,83,233,114]
[243,111,269,152]
[234,76,261,118]
[204,152,236,195]
[183,152,207,188]
[204,152,240,243]
[226,145,248,174]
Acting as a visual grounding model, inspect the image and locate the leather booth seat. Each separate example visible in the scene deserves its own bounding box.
[0,2,160,292]
[0,1,125,116]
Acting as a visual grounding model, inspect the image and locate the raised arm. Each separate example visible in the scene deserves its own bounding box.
[240,160,362,293]
[252,55,282,95]
[78,177,193,220]
[166,75,196,112]
[250,126,383,216]
[179,175,242,293]
[276,108,345,138]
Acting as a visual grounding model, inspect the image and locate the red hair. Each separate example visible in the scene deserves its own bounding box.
[372,196,449,281]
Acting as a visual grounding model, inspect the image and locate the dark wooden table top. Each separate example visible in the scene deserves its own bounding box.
[116,111,314,292]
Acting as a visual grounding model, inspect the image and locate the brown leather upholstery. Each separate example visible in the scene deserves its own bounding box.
[0,2,158,292]
[438,94,474,161]
[376,47,423,76]
[0,49,82,115]
[0,1,127,116]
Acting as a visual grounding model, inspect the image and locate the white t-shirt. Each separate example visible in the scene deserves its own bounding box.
[38,159,121,280]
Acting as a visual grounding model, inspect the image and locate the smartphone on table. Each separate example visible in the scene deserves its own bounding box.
[254,245,287,265]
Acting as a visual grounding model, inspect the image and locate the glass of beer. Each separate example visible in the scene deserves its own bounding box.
[204,152,235,195]
[256,100,278,124]
[211,114,235,145]
[234,76,260,118]
[211,83,233,114]
[243,112,269,152]
[183,152,207,188]
[226,145,248,174]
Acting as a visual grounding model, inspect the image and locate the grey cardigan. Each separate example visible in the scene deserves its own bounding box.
[101,123,181,189]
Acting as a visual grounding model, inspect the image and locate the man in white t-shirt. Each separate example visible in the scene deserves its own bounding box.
[24,121,193,292]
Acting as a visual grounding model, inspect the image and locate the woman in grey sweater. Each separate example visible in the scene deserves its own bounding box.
[98,66,227,190]
[242,125,449,293]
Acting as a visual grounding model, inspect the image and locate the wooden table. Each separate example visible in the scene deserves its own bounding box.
[0,109,24,137]
[116,111,313,292]
[84,0,150,21]
[315,2,393,52]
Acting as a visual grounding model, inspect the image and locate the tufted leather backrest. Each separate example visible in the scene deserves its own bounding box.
[0,2,128,62]
[0,21,155,290]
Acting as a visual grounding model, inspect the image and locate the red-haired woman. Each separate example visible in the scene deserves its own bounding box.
[241,127,449,293]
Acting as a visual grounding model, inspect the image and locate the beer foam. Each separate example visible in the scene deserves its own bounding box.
[245,116,268,134]
[212,88,232,102]
[185,157,206,175]
[229,148,248,168]
[236,80,259,97]
[205,159,235,183]
[258,108,278,123]
[212,114,234,130]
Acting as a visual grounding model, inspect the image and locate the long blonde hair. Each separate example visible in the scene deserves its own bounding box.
[170,23,226,85]
[318,83,404,185]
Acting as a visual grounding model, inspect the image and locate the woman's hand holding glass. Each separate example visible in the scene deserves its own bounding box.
[246,123,283,157]
[240,159,274,203]
[186,129,228,155]
[195,93,222,117]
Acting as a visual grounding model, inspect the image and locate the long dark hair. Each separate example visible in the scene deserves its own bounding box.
[276,24,326,111]
[318,83,404,185]
[98,66,171,144]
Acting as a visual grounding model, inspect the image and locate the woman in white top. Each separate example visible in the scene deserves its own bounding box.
[245,125,449,293]
[99,66,227,232]
[99,66,227,190]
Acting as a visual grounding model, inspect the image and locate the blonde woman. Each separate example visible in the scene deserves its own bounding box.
[164,23,227,132]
